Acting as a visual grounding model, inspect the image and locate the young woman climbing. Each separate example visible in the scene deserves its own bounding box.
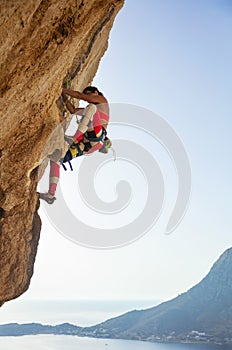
[39,86,110,204]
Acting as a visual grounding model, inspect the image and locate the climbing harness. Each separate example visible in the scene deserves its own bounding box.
[85,128,106,143]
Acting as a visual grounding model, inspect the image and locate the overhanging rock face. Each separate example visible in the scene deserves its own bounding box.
[0,0,124,303]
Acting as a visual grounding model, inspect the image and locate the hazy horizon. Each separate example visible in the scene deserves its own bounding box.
[0,298,162,326]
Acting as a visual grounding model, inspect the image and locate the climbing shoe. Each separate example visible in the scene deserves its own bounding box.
[39,192,56,204]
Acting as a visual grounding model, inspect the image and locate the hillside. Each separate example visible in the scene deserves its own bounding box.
[79,247,232,343]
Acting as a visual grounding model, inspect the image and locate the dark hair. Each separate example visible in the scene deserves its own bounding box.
[82,86,103,96]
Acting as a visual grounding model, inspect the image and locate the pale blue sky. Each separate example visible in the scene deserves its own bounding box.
[93,0,232,246]
[1,0,232,323]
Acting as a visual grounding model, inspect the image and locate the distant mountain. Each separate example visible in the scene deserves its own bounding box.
[79,247,232,343]
[0,322,81,336]
[0,248,232,344]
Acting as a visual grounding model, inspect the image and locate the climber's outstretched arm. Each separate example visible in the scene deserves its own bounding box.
[62,88,106,104]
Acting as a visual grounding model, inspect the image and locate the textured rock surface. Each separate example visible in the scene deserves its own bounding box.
[0,0,124,303]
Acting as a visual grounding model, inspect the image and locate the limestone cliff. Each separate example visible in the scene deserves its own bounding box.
[0,0,124,303]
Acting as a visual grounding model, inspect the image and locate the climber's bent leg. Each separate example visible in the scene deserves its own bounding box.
[61,104,99,167]
[73,103,97,141]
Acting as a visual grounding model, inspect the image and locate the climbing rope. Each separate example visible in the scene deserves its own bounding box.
[111,147,117,162]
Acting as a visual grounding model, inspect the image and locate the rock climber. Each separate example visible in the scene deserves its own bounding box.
[39,86,110,204]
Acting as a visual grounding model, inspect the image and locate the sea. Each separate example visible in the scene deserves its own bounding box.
[0,299,231,350]
[0,335,228,350]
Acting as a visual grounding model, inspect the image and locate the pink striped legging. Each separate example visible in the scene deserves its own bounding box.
[48,161,60,196]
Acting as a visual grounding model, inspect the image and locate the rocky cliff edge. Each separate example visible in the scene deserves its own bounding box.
[0,0,124,304]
